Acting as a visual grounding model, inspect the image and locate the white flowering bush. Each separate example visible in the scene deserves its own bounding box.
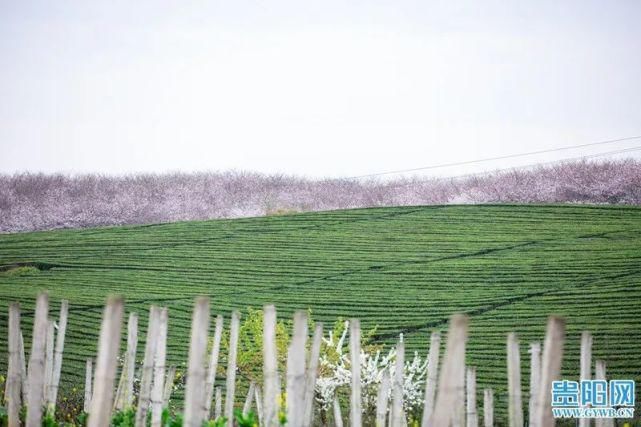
[315,321,428,421]
[2,159,639,232]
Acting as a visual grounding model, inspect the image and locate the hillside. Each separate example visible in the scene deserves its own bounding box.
[1,204,640,421]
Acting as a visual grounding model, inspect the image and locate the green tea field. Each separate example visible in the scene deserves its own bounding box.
[1,204,640,420]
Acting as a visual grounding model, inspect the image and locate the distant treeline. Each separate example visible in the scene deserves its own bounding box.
[1,159,640,232]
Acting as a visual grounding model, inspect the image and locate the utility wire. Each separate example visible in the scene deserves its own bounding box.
[376,145,641,189]
[347,135,641,180]
[446,145,641,181]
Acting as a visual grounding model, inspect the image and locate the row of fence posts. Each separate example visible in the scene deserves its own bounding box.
[3,293,620,426]
[5,295,69,427]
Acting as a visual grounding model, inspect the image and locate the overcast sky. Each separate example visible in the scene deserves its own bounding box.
[1,0,640,178]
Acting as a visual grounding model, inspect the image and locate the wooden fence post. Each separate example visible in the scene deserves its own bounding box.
[391,336,405,427]
[184,297,210,427]
[135,306,160,427]
[204,315,223,419]
[254,385,263,424]
[224,310,241,427]
[466,366,478,427]
[26,292,49,427]
[162,365,177,407]
[151,307,168,427]
[594,360,614,427]
[376,370,391,427]
[84,359,93,413]
[483,389,494,427]
[534,316,565,427]
[214,387,222,420]
[455,372,466,427]
[243,382,256,415]
[286,311,308,427]
[113,336,126,410]
[507,332,523,427]
[421,331,441,427]
[88,296,124,427]
[334,396,344,427]
[49,299,68,410]
[7,303,22,427]
[126,312,139,409]
[430,314,468,426]
[350,319,362,427]
[19,332,28,405]
[528,342,541,427]
[579,331,592,427]
[303,322,323,427]
[263,305,279,427]
[43,319,55,408]
[115,312,138,410]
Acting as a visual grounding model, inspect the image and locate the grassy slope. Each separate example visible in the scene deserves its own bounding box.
[1,204,640,420]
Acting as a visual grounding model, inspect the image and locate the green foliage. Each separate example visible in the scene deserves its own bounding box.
[0,265,39,277]
[42,413,59,427]
[110,408,135,427]
[75,412,87,427]
[278,410,287,426]
[203,416,225,427]
[222,307,290,383]
[162,409,183,427]
[0,406,8,427]
[233,409,258,427]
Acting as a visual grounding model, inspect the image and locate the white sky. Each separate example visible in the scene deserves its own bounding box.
[1,0,640,178]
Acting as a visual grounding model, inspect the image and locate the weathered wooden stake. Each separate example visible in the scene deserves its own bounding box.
[376,370,390,427]
[204,315,223,419]
[214,387,222,420]
[118,312,139,410]
[286,311,308,426]
[391,337,405,427]
[534,316,565,427]
[303,322,323,427]
[88,296,124,427]
[254,385,263,424]
[7,303,22,427]
[43,319,55,407]
[19,332,28,405]
[263,305,279,427]
[113,347,126,411]
[243,382,256,415]
[26,292,49,427]
[430,314,469,426]
[224,310,241,427]
[507,332,523,427]
[594,360,614,427]
[579,331,593,427]
[162,365,177,407]
[466,366,478,427]
[350,319,362,427]
[135,306,160,427]
[49,299,68,410]
[483,389,494,427]
[151,307,168,427]
[84,359,93,413]
[421,331,441,427]
[183,297,210,427]
[334,396,344,427]
[528,342,541,427]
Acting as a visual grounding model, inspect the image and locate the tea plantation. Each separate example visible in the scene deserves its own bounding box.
[1,205,640,420]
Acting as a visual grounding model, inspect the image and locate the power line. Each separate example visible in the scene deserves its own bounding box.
[446,145,641,181]
[379,145,641,189]
[347,135,641,180]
